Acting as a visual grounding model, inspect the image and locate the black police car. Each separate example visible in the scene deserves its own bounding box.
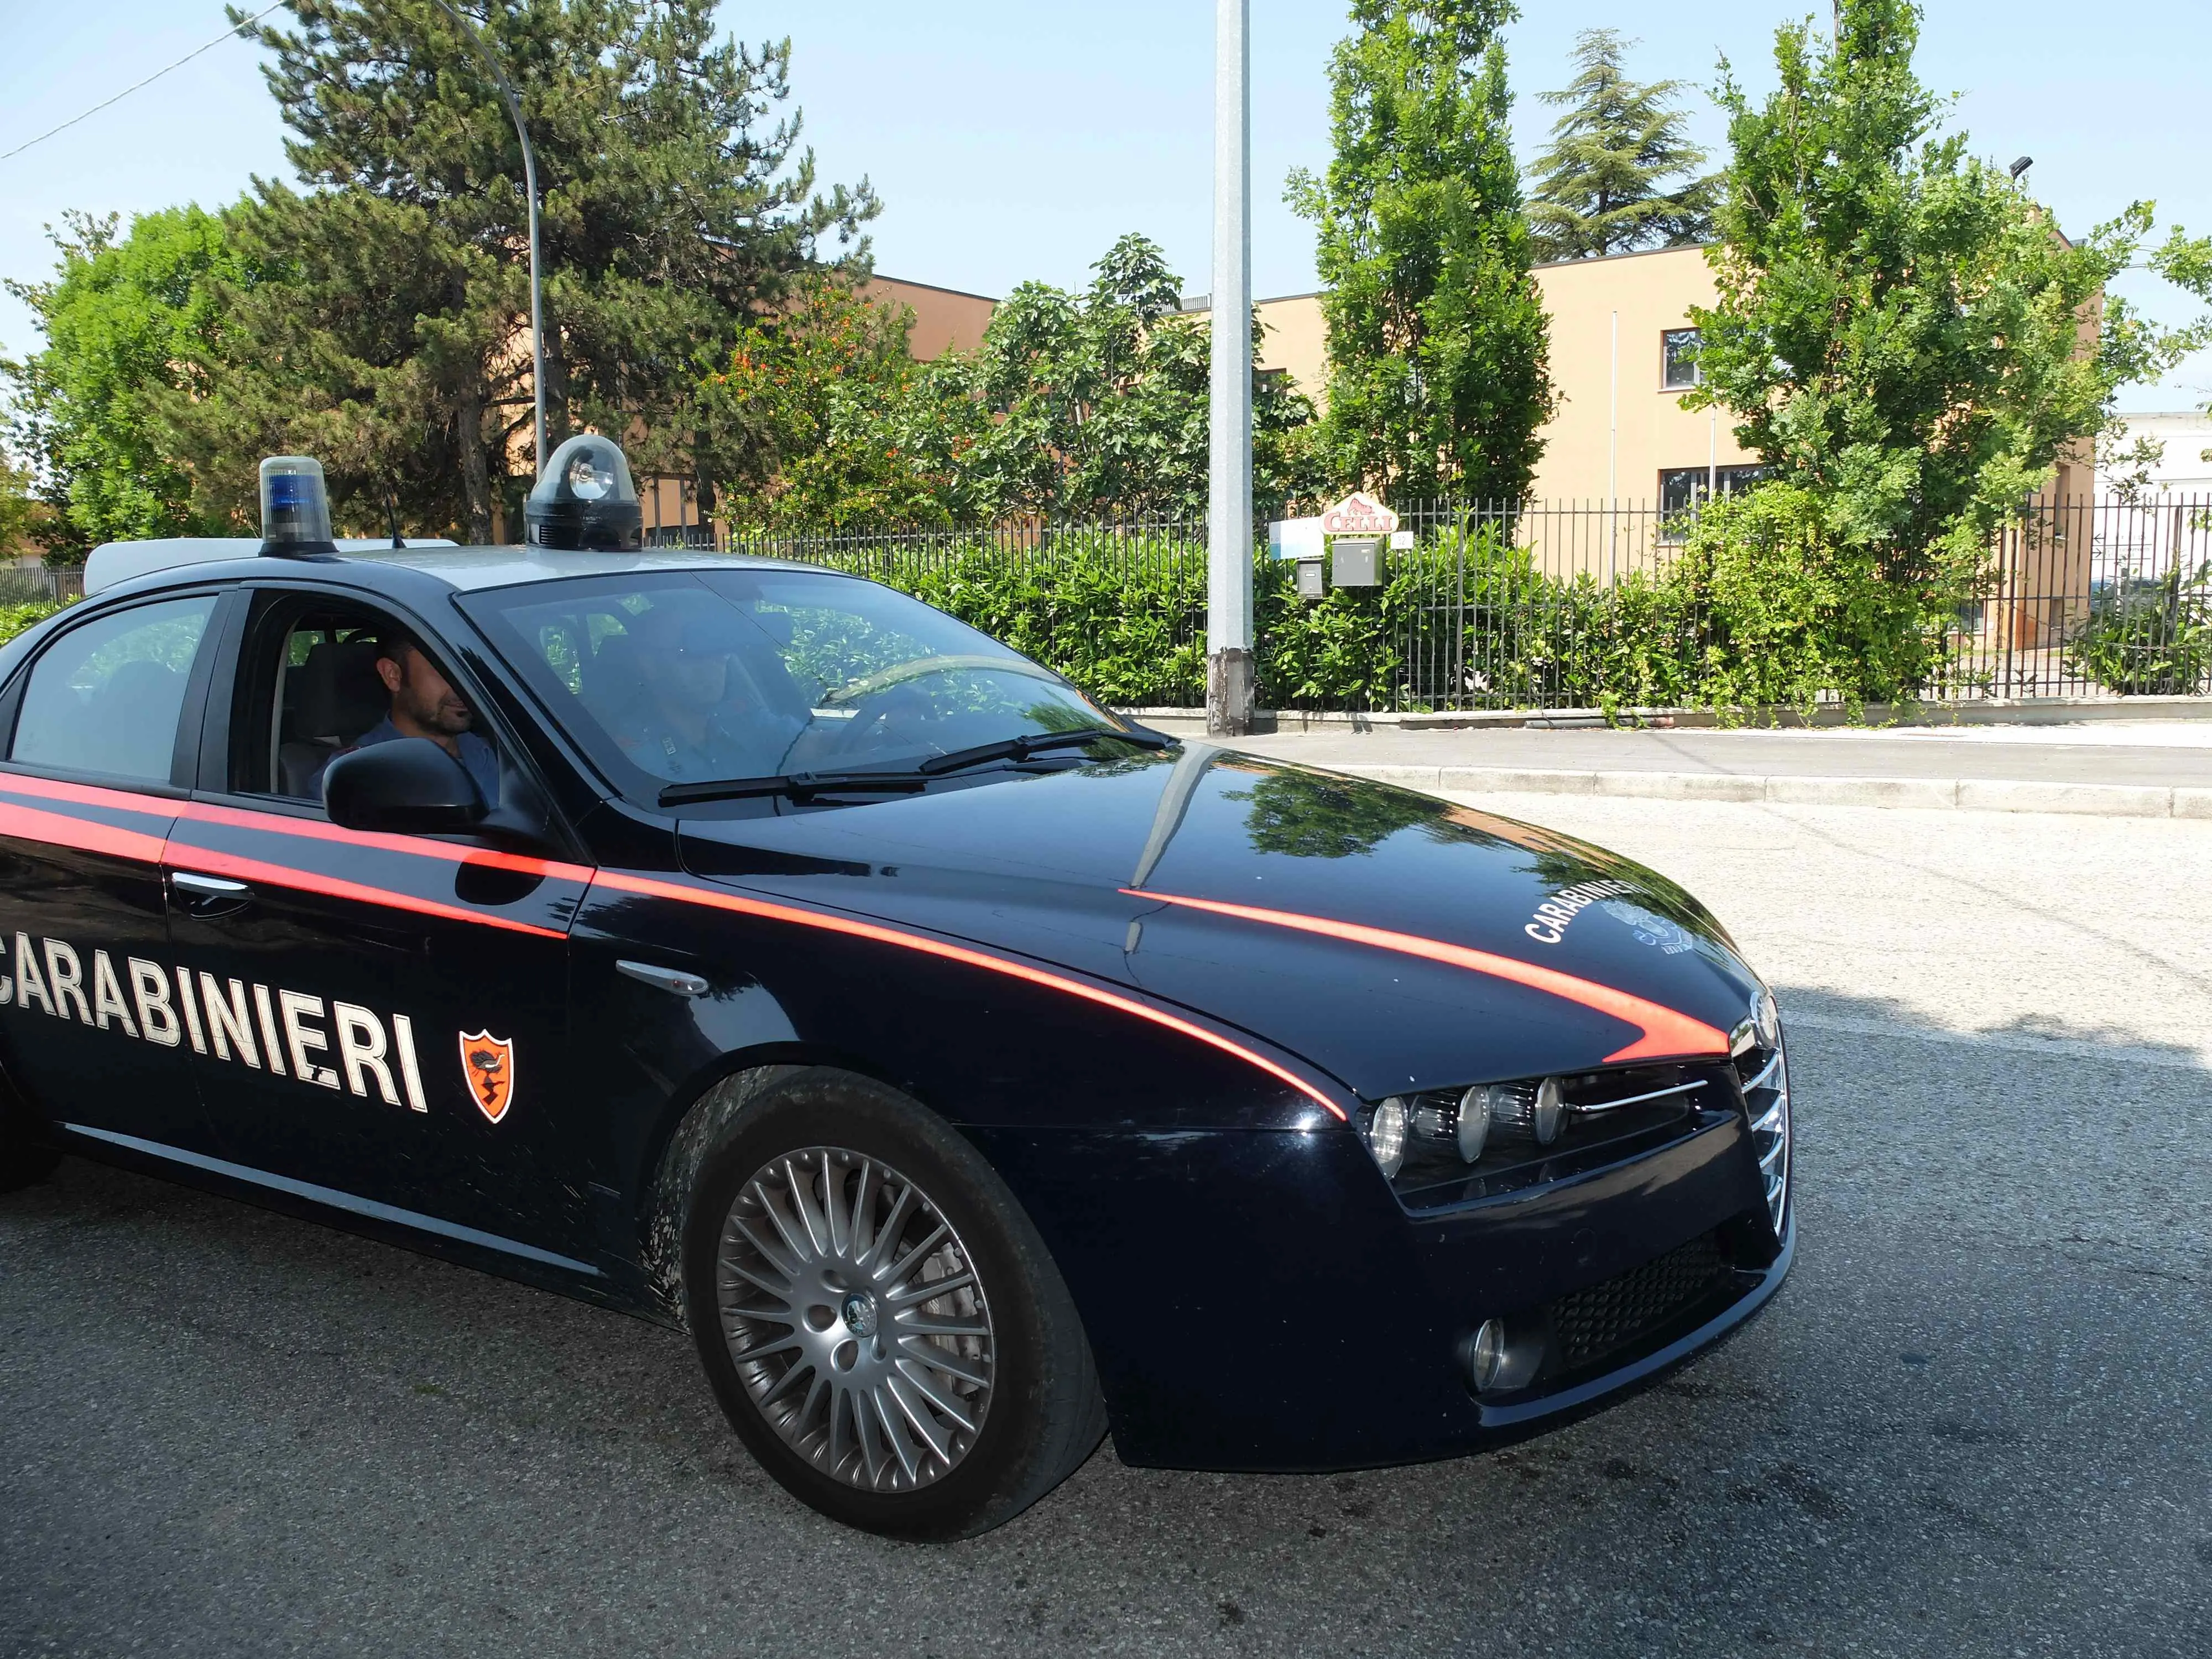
[0,439,1791,1538]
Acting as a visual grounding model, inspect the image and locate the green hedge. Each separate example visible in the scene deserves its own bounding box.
[0,602,63,649]
[2062,560,2212,695]
[788,488,1959,714]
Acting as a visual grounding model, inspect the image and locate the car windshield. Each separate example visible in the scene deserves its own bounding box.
[462,567,1138,796]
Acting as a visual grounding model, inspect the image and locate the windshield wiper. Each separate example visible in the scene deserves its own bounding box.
[659,769,932,807]
[916,726,1172,776]
[657,727,1171,808]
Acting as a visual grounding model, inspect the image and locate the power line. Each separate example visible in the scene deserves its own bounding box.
[0,5,285,166]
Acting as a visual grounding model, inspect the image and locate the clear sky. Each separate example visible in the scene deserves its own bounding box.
[2,1,2207,410]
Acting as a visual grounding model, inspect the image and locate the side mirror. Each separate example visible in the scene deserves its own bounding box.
[322,738,485,834]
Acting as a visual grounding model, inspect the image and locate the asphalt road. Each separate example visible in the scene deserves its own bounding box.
[4,796,2209,1658]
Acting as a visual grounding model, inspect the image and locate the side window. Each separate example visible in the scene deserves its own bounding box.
[244,601,502,810]
[11,596,218,784]
[262,612,394,800]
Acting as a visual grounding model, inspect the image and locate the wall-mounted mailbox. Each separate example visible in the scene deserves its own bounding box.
[1294,557,1326,599]
[1332,537,1380,587]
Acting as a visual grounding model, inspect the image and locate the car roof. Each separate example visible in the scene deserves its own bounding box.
[82,538,832,598]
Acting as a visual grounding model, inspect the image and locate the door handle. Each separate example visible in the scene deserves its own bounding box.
[617,959,710,998]
[170,870,254,907]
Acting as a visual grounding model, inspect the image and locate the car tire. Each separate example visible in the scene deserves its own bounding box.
[682,1066,1106,1539]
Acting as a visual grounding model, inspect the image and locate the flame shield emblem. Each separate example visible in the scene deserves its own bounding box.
[458,1030,517,1123]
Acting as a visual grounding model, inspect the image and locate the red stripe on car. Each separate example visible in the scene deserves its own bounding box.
[170,847,569,941]
[0,772,590,883]
[589,868,1351,1120]
[0,774,1349,1115]
[0,797,170,867]
[1123,888,1730,1063]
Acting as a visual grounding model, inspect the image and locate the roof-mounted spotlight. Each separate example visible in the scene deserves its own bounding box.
[525,434,643,552]
[259,456,337,557]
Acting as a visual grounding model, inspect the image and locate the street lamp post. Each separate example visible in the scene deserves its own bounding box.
[1206,0,1255,736]
[432,0,548,478]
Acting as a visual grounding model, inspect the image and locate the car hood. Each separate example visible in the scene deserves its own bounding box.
[677,747,1765,1100]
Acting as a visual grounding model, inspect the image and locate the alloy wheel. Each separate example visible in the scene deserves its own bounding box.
[715,1146,994,1492]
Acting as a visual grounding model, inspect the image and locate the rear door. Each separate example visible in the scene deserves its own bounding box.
[0,591,228,1154]
[165,585,598,1264]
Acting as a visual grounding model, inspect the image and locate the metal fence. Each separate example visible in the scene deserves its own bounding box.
[718,495,2212,713]
[0,566,85,607]
[1952,494,2212,699]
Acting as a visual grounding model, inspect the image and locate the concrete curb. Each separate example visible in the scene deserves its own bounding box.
[1125,694,2212,734]
[1329,764,2212,821]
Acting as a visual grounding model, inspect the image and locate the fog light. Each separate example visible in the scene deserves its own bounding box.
[1467,1318,1506,1391]
[1365,1098,1408,1178]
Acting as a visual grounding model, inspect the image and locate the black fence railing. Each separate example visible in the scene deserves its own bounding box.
[0,566,85,607]
[1947,495,2212,699]
[717,495,2212,713]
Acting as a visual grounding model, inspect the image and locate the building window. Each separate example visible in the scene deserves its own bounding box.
[1659,465,1768,531]
[1661,328,1702,390]
[1255,367,1288,396]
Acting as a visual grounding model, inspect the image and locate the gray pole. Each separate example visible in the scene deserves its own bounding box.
[433,1,549,479]
[1206,0,1254,737]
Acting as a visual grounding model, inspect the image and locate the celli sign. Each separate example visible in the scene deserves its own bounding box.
[1319,493,1399,538]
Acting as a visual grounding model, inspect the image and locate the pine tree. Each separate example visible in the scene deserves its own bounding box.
[1526,30,1715,263]
[1287,1,1553,502]
[181,0,875,540]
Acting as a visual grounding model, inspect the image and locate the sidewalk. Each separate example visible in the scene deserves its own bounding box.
[1203,720,2212,818]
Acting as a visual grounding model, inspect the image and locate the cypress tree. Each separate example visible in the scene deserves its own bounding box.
[1526,29,1716,264]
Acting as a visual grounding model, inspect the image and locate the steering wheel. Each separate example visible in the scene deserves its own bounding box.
[808,655,1070,765]
[815,653,1065,711]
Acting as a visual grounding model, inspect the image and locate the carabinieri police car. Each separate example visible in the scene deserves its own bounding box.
[0,439,1792,1538]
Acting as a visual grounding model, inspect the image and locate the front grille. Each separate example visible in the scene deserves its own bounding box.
[1735,1037,1791,1235]
[1549,1232,1729,1372]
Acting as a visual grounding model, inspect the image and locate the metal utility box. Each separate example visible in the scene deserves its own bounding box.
[1294,557,1326,599]
[1332,537,1380,588]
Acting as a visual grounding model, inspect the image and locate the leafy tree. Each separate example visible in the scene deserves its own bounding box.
[708,233,1314,525]
[0,455,43,556]
[1688,0,2212,578]
[186,0,875,540]
[1525,29,1715,263]
[1224,766,1440,859]
[1,208,249,559]
[1287,0,1553,502]
[702,275,989,529]
[952,233,1314,520]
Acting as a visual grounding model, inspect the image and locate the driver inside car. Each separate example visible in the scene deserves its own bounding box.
[316,629,503,805]
[609,603,803,782]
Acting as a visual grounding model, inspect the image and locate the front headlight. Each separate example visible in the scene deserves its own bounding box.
[1357,1062,1728,1210]
[1364,1096,1409,1177]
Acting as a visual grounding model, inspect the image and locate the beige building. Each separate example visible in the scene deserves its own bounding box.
[648,242,2098,541]
[1231,244,1762,507]
[866,275,999,362]
[856,247,1763,508]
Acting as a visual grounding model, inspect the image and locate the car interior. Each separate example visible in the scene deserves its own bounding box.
[241,603,483,803]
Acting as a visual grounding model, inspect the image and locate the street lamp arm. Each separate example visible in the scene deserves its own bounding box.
[429,0,549,483]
